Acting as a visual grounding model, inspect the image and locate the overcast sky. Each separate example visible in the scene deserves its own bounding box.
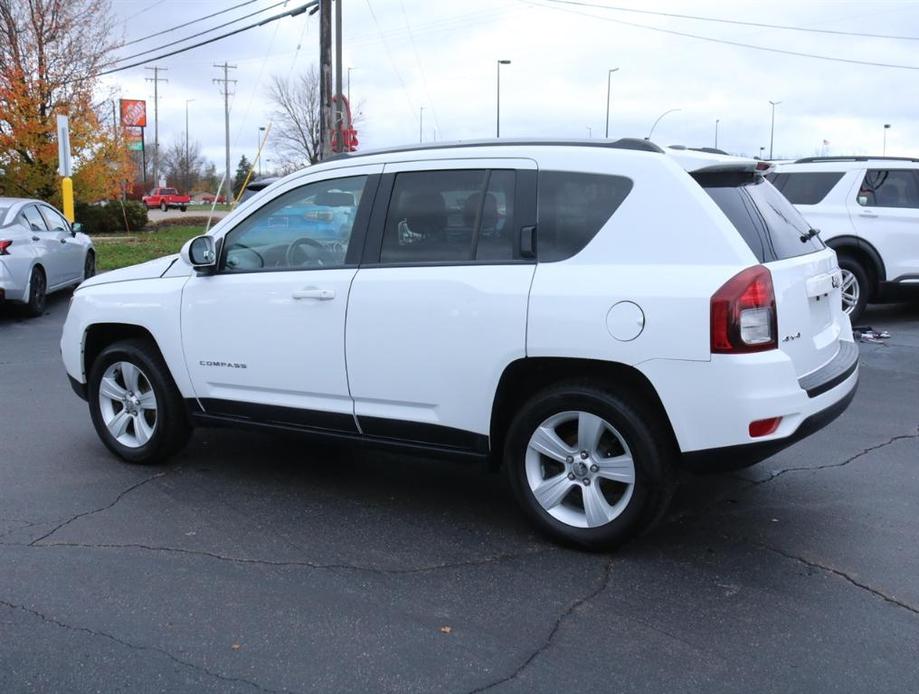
[103,0,919,180]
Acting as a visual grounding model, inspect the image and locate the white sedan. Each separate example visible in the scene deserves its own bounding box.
[0,197,95,317]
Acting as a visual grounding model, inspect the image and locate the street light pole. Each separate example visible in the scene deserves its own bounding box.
[496,59,511,138]
[883,123,891,155]
[184,98,194,194]
[605,67,619,139]
[769,100,782,160]
[258,126,266,176]
[647,108,681,140]
[419,106,424,143]
[715,119,719,149]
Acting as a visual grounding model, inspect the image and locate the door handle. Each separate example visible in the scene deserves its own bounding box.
[31,236,40,242]
[292,287,335,301]
[859,211,878,218]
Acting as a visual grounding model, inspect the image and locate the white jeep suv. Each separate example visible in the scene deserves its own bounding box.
[61,140,858,549]
[770,156,919,321]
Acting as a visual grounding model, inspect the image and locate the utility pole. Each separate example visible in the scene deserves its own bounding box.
[214,62,237,201]
[335,0,343,134]
[496,59,511,138]
[144,66,167,187]
[319,0,332,159]
[714,119,719,149]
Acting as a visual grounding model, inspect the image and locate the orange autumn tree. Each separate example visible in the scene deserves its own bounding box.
[0,0,131,206]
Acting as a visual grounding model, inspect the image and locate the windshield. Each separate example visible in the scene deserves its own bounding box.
[699,173,824,262]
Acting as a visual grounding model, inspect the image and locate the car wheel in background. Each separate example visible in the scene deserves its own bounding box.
[504,381,676,550]
[837,255,869,323]
[24,266,46,318]
[84,251,95,281]
[180,205,187,212]
[160,201,167,212]
[87,339,191,464]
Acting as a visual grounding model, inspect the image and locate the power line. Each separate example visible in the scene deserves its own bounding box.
[122,0,260,47]
[399,0,440,138]
[96,2,317,78]
[109,0,288,66]
[526,0,919,71]
[363,0,420,126]
[538,0,919,42]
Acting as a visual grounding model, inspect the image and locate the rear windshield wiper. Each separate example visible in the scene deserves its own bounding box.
[800,228,820,242]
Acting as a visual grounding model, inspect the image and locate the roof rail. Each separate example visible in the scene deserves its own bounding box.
[794,155,919,164]
[668,145,730,155]
[326,137,665,162]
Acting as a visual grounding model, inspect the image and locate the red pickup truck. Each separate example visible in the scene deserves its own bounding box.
[142,187,190,212]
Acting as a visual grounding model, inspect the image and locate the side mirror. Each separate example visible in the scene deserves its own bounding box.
[71,222,82,236]
[180,235,218,270]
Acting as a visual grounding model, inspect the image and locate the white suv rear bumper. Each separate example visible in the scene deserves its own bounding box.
[641,342,859,469]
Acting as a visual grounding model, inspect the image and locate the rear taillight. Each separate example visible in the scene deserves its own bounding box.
[0,240,11,255]
[711,265,777,354]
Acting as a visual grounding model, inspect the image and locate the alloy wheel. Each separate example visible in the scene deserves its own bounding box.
[840,269,859,316]
[525,410,636,529]
[98,361,158,448]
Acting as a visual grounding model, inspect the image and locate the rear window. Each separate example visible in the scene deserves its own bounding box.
[768,171,843,205]
[537,171,632,261]
[700,174,824,262]
[161,188,178,195]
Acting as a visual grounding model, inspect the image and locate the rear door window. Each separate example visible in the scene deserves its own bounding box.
[856,169,919,208]
[768,171,843,205]
[380,169,517,264]
[701,174,823,262]
[21,205,48,232]
[537,171,632,261]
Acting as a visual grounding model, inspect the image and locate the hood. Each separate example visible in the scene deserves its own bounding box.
[78,254,183,290]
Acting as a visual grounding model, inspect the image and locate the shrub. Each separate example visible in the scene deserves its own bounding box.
[75,200,149,234]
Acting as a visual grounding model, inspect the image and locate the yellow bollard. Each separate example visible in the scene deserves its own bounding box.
[61,177,75,222]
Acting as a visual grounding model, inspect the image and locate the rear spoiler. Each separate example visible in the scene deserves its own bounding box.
[691,160,774,176]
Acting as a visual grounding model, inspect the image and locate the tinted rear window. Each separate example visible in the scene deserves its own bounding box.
[537,171,632,261]
[701,174,824,262]
[768,171,843,205]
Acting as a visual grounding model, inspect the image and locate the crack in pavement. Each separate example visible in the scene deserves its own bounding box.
[28,471,170,546]
[746,425,919,489]
[467,560,614,693]
[0,598,293,694]
[758,543,919,617]
[24,541,556,576]
[665,424,919,527]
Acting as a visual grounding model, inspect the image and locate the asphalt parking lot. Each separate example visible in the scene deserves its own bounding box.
[1,295,917,693]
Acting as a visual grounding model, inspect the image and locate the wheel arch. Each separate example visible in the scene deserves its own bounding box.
[826,235,885,297]
[489,357,679,470]
[82,323,161,381]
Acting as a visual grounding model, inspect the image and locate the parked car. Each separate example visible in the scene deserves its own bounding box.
[61,140,858,549]
[770,156,919,321]
[142,187,190,212]
[0,197,95,317]
[199,193,226,204]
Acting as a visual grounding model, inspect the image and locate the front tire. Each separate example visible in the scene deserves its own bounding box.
[504,382,676,550]
[838,255,869,323]
[24,266,46,317]
[87,339,191,464]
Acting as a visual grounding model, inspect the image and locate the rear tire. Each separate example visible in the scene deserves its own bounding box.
[504,381,677,550]
[24,266,46,318]
[87,339,191,464]
[179,205,187,212]
[160,201,167,212]
[838,255,869,324]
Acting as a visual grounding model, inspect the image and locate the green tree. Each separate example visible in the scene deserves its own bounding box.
[233,155,252,198]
